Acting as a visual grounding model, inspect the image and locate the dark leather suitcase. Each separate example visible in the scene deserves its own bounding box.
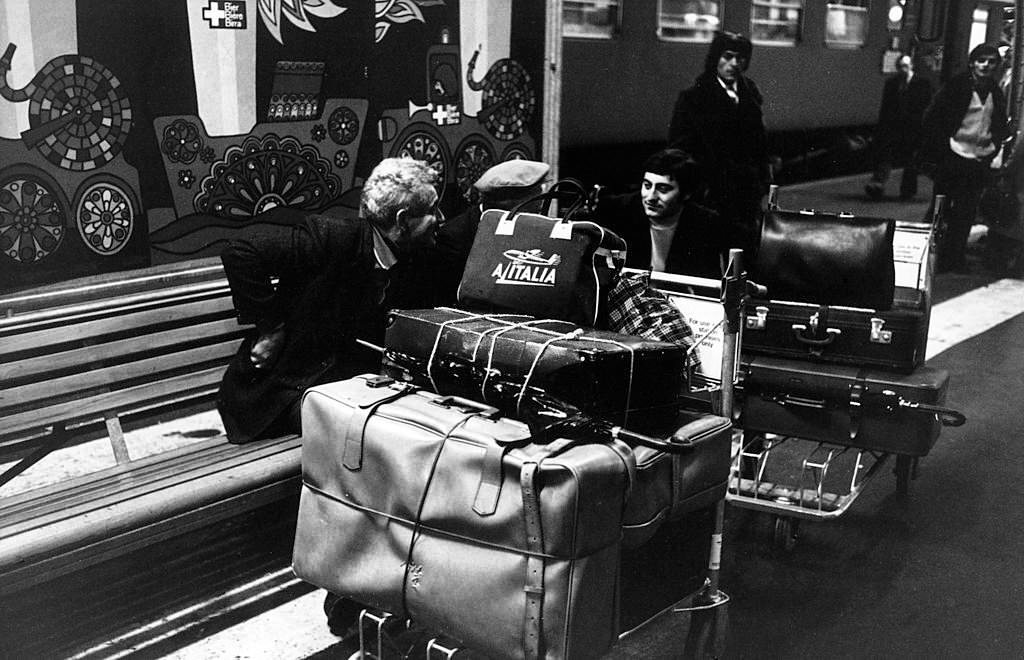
[622,410,733,548]
[293,374,634,660]
[383,307,686,430]
[741,286,930,373]
[738,355,951,456]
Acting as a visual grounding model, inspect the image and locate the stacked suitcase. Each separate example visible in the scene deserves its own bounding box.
[738,198,956,460]
[291,192,734,659]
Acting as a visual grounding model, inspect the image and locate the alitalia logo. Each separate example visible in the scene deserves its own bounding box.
[491,249,562,286]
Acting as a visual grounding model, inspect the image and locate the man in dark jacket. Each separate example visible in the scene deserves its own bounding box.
[668,31,770,258]
[595,147,724,278]
[919,43,1008,272]
[216,157,442,444]
[865,53,934,200]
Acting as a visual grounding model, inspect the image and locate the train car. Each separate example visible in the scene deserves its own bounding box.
[559,0,1017,188]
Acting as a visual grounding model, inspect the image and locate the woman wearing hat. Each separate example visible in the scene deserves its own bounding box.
[919,43,1009,272]
[668,31,770,259]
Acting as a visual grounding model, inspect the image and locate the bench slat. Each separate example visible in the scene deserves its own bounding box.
[0,295,236,356]
[0,436,301,596]
[2,366,229,438]
[0,435,300,537]
[1,339,242,411]
[0,318,246,382]
[0,280,232,333]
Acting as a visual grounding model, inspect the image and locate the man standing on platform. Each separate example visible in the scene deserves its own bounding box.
[668,31,770,259]
[865,53,934,201]
[919,43,1008,272]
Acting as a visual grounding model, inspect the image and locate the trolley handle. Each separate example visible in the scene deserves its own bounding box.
[865,389,967,427]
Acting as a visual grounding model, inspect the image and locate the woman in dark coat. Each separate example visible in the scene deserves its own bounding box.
[668,31,770,258]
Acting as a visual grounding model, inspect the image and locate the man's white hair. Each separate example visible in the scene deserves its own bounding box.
[361,157,439,228]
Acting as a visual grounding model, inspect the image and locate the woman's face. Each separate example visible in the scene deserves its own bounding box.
[716,50,746,82]
[971,53,1000,80]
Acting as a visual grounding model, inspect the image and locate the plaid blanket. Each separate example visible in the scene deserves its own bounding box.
[607,271,702,377]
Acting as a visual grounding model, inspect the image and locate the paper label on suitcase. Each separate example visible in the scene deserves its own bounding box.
[893,226,931,291]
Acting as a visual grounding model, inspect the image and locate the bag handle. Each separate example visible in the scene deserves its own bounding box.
[506,177,589,222]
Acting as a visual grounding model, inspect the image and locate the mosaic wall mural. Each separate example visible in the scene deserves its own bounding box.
[0,42,147,286]
[0,0,545,292]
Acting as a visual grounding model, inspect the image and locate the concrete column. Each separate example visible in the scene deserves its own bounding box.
[459,0,512,117]
[0,0,78,138]
[186,0,256,136]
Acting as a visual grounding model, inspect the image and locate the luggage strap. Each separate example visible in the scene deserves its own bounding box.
[848,370,867,443]
[401,412,479,617]
[520,461,544,660]
[343,379,414,471]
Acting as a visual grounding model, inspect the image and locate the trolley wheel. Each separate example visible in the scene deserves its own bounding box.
[772,515,799,552]
[894,455,918,494]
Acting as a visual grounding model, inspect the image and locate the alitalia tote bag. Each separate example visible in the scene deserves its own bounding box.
[457,180,626,327]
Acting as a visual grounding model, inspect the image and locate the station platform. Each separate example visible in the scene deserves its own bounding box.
[5,171,1024,658]
[773,169,935,225]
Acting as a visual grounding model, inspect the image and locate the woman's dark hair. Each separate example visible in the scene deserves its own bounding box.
[704,31,753,73]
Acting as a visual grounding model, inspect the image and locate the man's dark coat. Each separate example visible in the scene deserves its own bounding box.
[876,71,934,156]
[596,192,724,279]
[919,70,1008,167]
[217,206,388,443]
[668,71,769,253]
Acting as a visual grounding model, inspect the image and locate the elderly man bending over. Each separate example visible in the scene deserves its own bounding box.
[216,157,443,444]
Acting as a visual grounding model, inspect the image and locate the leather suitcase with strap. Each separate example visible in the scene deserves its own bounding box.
[738,355,963,456]
[292,374,635,660]
[741,286,930,373]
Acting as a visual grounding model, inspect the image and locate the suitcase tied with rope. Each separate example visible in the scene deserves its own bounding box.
[382,307,686,431]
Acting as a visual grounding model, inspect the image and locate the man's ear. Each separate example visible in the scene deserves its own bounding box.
[394,207,408,234]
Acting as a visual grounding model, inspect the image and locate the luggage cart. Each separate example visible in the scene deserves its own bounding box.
[340,253,752,659]
[727,188,965,551]
[728,432,896,551]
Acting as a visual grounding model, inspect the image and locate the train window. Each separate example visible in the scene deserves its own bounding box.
[825,1,870,49]
[563,0,621,40]
[657,0,722,42]
[968,6,990,54]
[750,0,803,45]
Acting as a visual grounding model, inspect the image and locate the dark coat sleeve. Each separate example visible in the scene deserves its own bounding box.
[220,207,329,333]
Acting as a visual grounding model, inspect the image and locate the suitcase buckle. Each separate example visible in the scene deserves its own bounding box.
[870,317,892,344]
[363,374,396,388]
[745,305,768,331]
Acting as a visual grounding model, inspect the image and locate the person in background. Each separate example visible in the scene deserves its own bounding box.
[982,41,1024,274]
[668,30,770,259]
[216,157,442,445]
[595,147,724,278]
[864,53,934,201]
[427,159,550,306]
[919,43,1008,272]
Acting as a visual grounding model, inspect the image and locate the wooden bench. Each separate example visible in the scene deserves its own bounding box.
[0,259,302,596]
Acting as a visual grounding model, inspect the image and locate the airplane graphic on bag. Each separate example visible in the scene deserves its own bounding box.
[491,249,562,286]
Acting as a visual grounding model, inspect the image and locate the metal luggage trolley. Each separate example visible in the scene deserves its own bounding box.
[727,187,965,551]
[343,252,753,660]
